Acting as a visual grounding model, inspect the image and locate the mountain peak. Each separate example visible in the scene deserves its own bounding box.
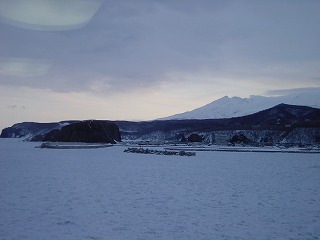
[159,91,320,120]
[220,95,230,100]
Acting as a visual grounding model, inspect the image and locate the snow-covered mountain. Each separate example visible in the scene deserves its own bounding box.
[159,90,320,120]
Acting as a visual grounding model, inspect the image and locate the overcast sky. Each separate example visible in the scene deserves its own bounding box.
[1,0,320,130]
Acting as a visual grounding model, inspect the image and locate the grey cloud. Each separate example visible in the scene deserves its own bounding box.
[7,105,17,109]
[0,0,320,93]
[0,0,105,31]
[265,87,320,96]
[0,57,52,77]
[7,104,26,109]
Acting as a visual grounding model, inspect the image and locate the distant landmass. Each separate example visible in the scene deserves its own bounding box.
[159,90,320,120]
[1,104,320,146]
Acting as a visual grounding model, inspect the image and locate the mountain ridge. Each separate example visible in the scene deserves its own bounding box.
[1,103,320,145]
[159,91,320,120]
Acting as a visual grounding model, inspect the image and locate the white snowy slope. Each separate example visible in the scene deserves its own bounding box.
[159,90,320,120]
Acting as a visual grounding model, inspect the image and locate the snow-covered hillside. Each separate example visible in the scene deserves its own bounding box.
[159,90,320,120]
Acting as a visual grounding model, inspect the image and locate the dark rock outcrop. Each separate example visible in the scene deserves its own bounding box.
[124,147,196,156]
[230,134,251,144]
[43,120,121,143]
[188,133,203,142]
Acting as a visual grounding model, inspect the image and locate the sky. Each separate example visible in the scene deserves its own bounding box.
[0,0,320,130]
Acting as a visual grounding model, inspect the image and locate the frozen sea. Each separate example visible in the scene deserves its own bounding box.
[0,139,319,240]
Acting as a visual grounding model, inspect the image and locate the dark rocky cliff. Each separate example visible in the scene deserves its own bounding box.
[42,120,121,144]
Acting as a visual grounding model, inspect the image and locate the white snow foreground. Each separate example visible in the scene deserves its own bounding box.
[0,139,319,240]
[159,90,320,120]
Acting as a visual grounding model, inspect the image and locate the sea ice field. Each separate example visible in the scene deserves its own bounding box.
[0,139,319,240]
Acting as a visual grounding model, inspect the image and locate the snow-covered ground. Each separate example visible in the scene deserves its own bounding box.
[0,139,319,240]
